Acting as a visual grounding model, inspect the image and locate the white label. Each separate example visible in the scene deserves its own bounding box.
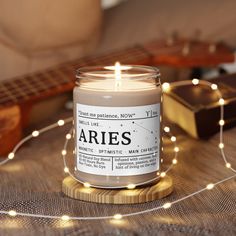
[76,103,160,176]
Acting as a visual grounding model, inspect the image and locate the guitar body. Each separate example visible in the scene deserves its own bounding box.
[0,105,22,156]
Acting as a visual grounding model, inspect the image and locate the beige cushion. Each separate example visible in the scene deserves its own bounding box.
[0,0,102,80]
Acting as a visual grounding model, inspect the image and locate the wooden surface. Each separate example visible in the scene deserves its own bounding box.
[0,105,22,155]
[62,175,173,204]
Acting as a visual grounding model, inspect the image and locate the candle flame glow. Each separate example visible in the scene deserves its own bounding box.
[115,62,121,81]
[114,62,121,90]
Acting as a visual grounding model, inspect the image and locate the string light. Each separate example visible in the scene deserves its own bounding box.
[206,183,214,190]
[8,210,17,217]
[162,82,170,92]
[61,215,70,221]
[127,184,136,189]
[83,182,91,188]
[174,147,179,152]
[172,159,177,164]
[0,80,235,222]
[160,172,166,178]
[219,98,225,105]
[113,214,122,220]
[219,143,224,149]
[58,120,65,126]
[61,150,67,155]
[8,152,15,160]
[162,202,172,209]
[32,131,39,137]
[211,84,218,90]
[171,136,176,142]
[192,78,199,85]
[164,126,170,133]
[219,120,225,126]
[226,163,231,168]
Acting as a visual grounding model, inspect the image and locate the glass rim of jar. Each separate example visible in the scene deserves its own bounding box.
[76,65,160,81]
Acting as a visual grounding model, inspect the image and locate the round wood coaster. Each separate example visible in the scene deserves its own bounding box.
[62,176,173,204]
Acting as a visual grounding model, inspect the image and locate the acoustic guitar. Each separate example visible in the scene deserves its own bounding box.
[0,38,234,155]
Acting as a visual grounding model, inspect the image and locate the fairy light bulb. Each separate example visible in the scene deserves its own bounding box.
[32,130,39,137]
[113,214,122,220]
[174,147,179,152]
[192,78,199,85]
[171,136,176,142]
[61,215,70,221]
[83,182,91,188]
[172,159,177,164]
[206,183,214,190]
[219,98,225,105]
[58,120,65,126]
[163,202,172,209]
[61,150,67,155]
[162,82,170,92]
[219,143,224,149]
[211,84,218,90]
[8,210,17,216]
[160,172,166,178]
[66,134,72,140]
[164,126,170,133]
[64,167,69,173]
[127,184,136,189]
[219,120,225,126]
[226,163,231,168]
[8,152,15,160]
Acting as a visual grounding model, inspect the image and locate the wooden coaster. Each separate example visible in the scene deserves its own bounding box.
[62,176,173,204]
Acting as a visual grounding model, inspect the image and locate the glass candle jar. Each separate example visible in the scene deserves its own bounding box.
[73,64,162,188]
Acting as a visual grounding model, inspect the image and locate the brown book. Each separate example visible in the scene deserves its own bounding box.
[163,73,236,138]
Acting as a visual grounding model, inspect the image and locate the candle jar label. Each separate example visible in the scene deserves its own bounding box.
[76,103,160,176]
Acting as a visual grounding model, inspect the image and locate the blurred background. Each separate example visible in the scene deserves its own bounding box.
[1,0,236,81]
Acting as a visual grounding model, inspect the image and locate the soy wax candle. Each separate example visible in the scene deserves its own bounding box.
[74,63,162,188]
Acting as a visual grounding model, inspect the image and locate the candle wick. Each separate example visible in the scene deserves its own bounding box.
[115,62,122,91]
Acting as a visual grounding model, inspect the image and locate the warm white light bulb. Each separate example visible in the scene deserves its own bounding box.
[61,150,67,155]
[219,120,225,126]
[219,98,225,105]
[206,183,214,190]
[83,182,91,188]
[164,126,170,133]
[113,214,122,220]
[8,152,15,160]
[58,120,65,126]
[226,163,231,168]
[211,84,218,90]
[163,202,172,209]
[61,215,70,221]
[160,172,166,178]
[172,159,177,164]
[8,210,17,216]
[162,82,170,92]
[32,130,39,137]
[219,143,224,149]
[170,136,176,142]
[66,134,72,140]
[174,147,179,152]
[192,78,199,85]
[127,184,136,189]
[64,167,69,173]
